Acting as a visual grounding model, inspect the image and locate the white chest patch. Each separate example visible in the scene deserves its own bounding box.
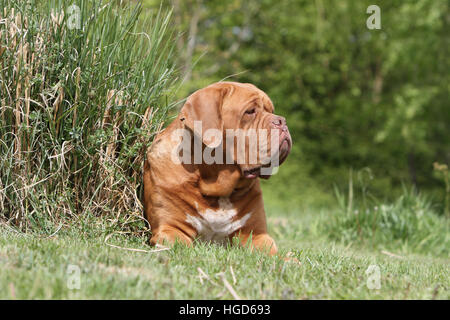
[186,197,251,244]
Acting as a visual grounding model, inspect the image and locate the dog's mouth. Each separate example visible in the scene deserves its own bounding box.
[243,163,275,180]
[243,166,265,179]
[242,136,291,179]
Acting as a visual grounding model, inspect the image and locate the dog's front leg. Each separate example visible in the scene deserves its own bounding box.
[234,232,278,255]
[150,225,194,247]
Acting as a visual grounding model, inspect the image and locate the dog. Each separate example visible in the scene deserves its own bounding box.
[143,82,291,255]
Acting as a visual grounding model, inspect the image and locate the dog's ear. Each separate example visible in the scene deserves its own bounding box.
[180,86,227,146]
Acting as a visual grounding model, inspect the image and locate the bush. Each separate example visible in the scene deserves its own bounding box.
[0,0,177,232]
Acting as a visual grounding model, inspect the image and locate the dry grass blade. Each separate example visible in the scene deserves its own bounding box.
[197,267,219,286]
[220,273,242,300]
[229,265,237,284]
[104,232,170,253]
[381,250,404,259]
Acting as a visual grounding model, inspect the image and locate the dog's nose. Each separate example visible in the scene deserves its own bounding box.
[271,116,287,129]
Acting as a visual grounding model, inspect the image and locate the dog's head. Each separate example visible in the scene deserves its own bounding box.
[180,81,292,179]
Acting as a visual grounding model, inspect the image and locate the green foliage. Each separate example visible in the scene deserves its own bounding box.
[164,0,449,204]
[0,0,177,230]
[433,162,450,217]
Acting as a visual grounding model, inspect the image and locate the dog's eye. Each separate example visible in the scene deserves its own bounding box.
[245,108,256,115]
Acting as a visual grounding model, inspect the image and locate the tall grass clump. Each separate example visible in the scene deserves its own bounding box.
[0,0,178,232]
[324,170,449,256]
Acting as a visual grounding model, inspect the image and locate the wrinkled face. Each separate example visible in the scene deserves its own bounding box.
[180,82,292,179]
[221,83,292,178]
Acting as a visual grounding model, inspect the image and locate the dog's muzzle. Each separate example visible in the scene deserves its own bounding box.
[243,115,292,179]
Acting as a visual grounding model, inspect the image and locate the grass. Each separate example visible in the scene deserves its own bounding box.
[0,194,448,299]
[325,186,449,257]
[0,0,177,230]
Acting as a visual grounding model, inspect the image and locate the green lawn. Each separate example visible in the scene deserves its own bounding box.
[1,206,448,299]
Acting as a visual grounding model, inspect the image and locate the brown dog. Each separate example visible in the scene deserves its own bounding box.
[143,82,291,255]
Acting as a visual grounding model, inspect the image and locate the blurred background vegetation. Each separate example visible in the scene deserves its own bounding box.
[142,0,449,212]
